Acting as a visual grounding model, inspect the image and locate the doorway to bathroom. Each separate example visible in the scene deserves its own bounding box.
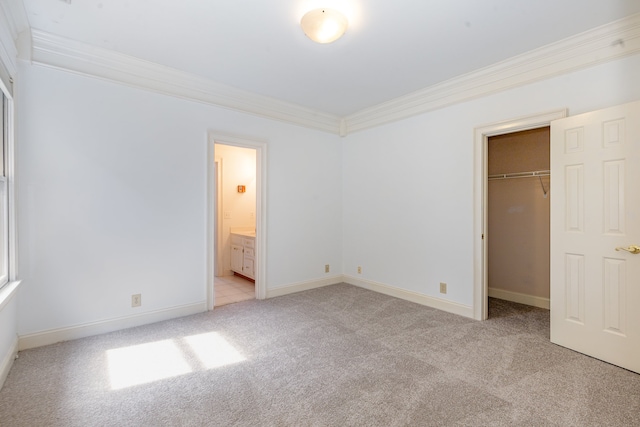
[214,143,256,307]
[206,134,267,310]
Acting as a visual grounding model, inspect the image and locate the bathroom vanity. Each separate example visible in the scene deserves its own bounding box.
[230,231,255,280]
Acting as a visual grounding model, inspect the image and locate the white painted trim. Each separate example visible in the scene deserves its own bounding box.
[0,0,29,42]
[343,275,474,319]
[0,0,28,96]
[0,1,18,84]
[24,14,640,136]
[488,288,550,310]
[0,280,19,312]
[473,109,566,320]
[205,144,215,311]
[18,302,206,350]
[207,133,267,305]
[345,13,640,133]
[266,275,344,299]
[0,31,15,97]
[29,30,341,135]
[5,87,18,284]
[0,335,17,390]
[214,160,223,279]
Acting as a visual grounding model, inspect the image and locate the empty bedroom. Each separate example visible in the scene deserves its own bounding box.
[1,1,639,425]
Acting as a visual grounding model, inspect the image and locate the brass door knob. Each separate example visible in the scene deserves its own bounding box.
[615,245,640,254]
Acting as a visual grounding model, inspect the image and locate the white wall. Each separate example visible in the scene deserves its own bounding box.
[16,62,343,337]
[13,45,640,341]
[214,143,256,275]
[342,53,640,309]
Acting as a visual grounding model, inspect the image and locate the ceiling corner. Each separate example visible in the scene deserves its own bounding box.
[343,12,640,134]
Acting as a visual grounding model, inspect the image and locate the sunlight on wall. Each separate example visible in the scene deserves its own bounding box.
[185,332,247,369]
[107,332,246,390]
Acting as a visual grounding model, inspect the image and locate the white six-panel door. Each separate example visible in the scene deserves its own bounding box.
[550,100,640,374]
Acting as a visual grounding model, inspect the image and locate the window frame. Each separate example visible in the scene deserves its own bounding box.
[0,88,17,290]
[0,93,7,287]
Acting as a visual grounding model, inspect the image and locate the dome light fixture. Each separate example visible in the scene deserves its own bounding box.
[300,8,348,44]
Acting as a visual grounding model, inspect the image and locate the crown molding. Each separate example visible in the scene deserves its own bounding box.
[29,30,342,135]
[0,0,29,76]
[0,28,16,91]
[0,0,29,42]
[344,12,640,134]
[23,13,640,136]
[0,2,21,78]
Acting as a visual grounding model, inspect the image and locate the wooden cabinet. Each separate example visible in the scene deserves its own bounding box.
[230,233,256,279]
[231,244,244,274]
[242,255,255,278]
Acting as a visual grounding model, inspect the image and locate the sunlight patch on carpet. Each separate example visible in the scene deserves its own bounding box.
[185,332,246,369]
[106,333,246,390]
[107,340,192,390]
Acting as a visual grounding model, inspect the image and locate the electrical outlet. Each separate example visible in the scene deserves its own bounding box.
[132,294,141,307]
[325,264,330,273]
[357,266,362,274]
[439,282,447,294]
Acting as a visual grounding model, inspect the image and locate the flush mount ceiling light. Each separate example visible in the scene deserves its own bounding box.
[300,8,348,44]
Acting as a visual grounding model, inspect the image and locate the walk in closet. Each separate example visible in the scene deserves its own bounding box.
[487,127,550,309]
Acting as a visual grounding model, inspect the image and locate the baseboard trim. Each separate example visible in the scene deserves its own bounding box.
[18,302,207,350]
[489,288,550,310]
[343,275,474,318]
[0,335,17,390]
[16,283,538,352]
[266,275,344,298]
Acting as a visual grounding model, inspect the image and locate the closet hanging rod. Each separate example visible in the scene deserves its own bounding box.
[488,170,550,181]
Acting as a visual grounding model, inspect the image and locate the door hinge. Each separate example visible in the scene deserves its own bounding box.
[482,234,484,240]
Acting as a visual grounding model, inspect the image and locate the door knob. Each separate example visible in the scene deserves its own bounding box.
[615,245,640,254]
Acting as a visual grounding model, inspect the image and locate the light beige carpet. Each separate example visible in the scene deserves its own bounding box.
[1,283,639,426]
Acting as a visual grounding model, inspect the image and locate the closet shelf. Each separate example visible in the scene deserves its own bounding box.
[488,170,550,180]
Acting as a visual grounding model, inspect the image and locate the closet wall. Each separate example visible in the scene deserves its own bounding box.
[488,127,550,305]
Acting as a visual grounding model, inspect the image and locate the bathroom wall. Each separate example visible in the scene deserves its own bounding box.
[488,128,550,303]
[214,143,257,275]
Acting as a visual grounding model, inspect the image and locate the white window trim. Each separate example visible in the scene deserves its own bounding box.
[0,84,18,293]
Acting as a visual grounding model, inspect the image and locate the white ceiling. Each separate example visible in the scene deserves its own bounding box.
[20,0,640,117]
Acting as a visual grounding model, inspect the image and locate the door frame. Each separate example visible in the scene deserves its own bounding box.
[473,109,566,320]
[206,133,267,310]
[214,159,223,277]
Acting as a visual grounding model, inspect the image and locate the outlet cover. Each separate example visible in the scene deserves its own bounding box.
[325,264,330,273]
[357,266,362,274]
[132,294,141,307]
[439,283,447,294]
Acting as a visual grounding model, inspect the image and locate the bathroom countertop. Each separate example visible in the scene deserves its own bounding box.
[231,231,256,238]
